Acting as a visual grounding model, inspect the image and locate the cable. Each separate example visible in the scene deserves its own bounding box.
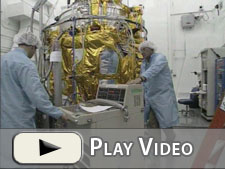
[45,0,60,25]
[30,9,35,32]
[176,32,187,94]
[211,48,221,58]
[41,62,53,82]
[71,16,77,103]
[199,11,210,22]
[54,9,72,22]
[203,12,210,21]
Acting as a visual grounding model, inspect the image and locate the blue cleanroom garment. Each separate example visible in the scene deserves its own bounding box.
[1,48,63,128]
[141,53,179,128]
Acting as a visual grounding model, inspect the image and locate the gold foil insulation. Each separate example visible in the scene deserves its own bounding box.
[46,0,145,102]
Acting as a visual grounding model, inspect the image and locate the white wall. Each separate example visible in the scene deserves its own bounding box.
[1,0,19,54]
[170,0,223,98]
[0,0,56,55]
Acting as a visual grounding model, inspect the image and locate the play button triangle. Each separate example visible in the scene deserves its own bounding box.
[39,139,61,156]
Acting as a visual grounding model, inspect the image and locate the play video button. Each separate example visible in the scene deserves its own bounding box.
[13,132,82,164]
[39,139,61,156]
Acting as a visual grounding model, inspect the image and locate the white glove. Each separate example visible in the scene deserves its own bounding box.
[126,78,142,85]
